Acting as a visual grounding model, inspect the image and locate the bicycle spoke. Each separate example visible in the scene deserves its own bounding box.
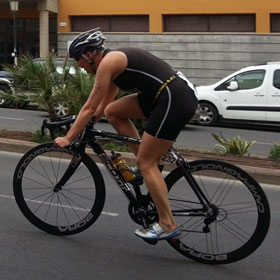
[222,201,257,215]
[212,178,235,206]
[24,189,54,204]
[57,192,83,221]
[57,194,71,225]
[25,164,55,187]
[25,196,91,212]
[59,190,90,213]
[63,189,94,201]
[180,218,206,238]
[22,176,53,190]
[31,192,55,214]
[43,193,55,221]
[47,152,61,183]
[64,175,94,187]
[219,217,252,241]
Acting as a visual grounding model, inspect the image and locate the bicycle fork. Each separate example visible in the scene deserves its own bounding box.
[53,152,82,192]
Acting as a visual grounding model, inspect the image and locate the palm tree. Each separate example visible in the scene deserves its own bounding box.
[56,65,95,116]
[3,55,94,121]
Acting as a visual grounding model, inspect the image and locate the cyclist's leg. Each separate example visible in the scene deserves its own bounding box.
[136,132,177,231]
[104,93,146,155]
[106,94,178,232]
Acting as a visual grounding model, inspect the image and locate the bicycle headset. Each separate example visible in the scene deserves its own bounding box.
[69,27,106,61]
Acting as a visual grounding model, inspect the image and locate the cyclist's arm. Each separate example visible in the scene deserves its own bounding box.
[94,84,119,121]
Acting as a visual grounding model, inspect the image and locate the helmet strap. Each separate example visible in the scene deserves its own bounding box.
[81,54,94,66]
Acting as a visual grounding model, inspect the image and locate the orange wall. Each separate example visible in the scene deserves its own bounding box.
[58,0,280,33]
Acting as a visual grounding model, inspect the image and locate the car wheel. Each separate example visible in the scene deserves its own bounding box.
[197,102,218,126]
[0,84,12,107]
[0,97,6,106]
[55,103,69,117]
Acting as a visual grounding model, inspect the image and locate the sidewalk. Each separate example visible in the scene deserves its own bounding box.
[1,137,279,186]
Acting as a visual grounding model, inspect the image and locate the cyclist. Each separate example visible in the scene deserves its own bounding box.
[54,28,198,241]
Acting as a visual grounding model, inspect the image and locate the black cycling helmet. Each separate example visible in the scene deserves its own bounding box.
[69,27,106,60]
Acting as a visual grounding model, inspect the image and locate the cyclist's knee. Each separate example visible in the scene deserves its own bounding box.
[136,156,156,175]
[104,103,119,123]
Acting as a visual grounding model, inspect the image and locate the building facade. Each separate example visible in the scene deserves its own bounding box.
[57,0,280,34]
[0,0,58,65]
[1,0,280,85]
[56,0,280,85]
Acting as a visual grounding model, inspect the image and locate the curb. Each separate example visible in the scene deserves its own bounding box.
[1,138,279,186]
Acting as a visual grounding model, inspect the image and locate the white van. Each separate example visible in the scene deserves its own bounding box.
[196,62,280,126]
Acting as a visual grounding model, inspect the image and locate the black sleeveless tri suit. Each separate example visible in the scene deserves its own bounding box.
[105,47,198,141]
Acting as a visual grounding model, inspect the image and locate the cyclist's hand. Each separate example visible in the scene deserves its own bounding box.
[54,136,71,148]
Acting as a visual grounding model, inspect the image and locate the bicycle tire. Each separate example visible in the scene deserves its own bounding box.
[13,142,106,235]
[165,160,270,264]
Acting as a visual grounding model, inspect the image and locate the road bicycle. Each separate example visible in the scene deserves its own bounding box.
[13,116,270,265]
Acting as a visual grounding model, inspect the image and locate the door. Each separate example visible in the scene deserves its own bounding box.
[215,69,267,121]
[266,67,280,122]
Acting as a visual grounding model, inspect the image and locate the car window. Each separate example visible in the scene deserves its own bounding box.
[273,69,280,89]
[55,66,64,74]
[56,66,77,75]
[215,70,265,91]
[33,59,87,75]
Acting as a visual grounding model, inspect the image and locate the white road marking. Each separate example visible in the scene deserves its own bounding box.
[256,142,274,146]
[0,116,24,121]
[0,193,119,217]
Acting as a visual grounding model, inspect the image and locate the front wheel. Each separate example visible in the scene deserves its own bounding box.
[165,160,270,264]
[13,143,106,235]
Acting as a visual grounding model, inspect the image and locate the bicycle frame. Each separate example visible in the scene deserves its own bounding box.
[73,123,212,215]
[45,118,213,225]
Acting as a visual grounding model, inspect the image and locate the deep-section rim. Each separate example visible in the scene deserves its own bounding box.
[13,142,106,235]
[165,159,270,264]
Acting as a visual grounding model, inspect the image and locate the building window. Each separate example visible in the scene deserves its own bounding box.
[163,14,255,32]
[71,15,149,32]
[271,14,280,32]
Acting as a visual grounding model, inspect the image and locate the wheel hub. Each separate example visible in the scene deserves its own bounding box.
[203,205,225,232]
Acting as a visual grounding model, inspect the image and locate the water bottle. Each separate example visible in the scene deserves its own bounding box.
[111,152,136,182]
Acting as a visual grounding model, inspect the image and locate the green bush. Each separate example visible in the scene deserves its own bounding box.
[31,130,53,143]
[212,133,255,156]
[55,70,95,116]
[4,55,93,120]
[102,141,131,152]
[269,142,280,160]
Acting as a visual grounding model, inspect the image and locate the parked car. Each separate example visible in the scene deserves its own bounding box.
[32,57,79,74]
[1,57,89,117]
[0,70,14,107]
[195,62,280,126]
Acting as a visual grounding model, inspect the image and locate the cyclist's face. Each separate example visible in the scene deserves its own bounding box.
[77,54,94,74]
